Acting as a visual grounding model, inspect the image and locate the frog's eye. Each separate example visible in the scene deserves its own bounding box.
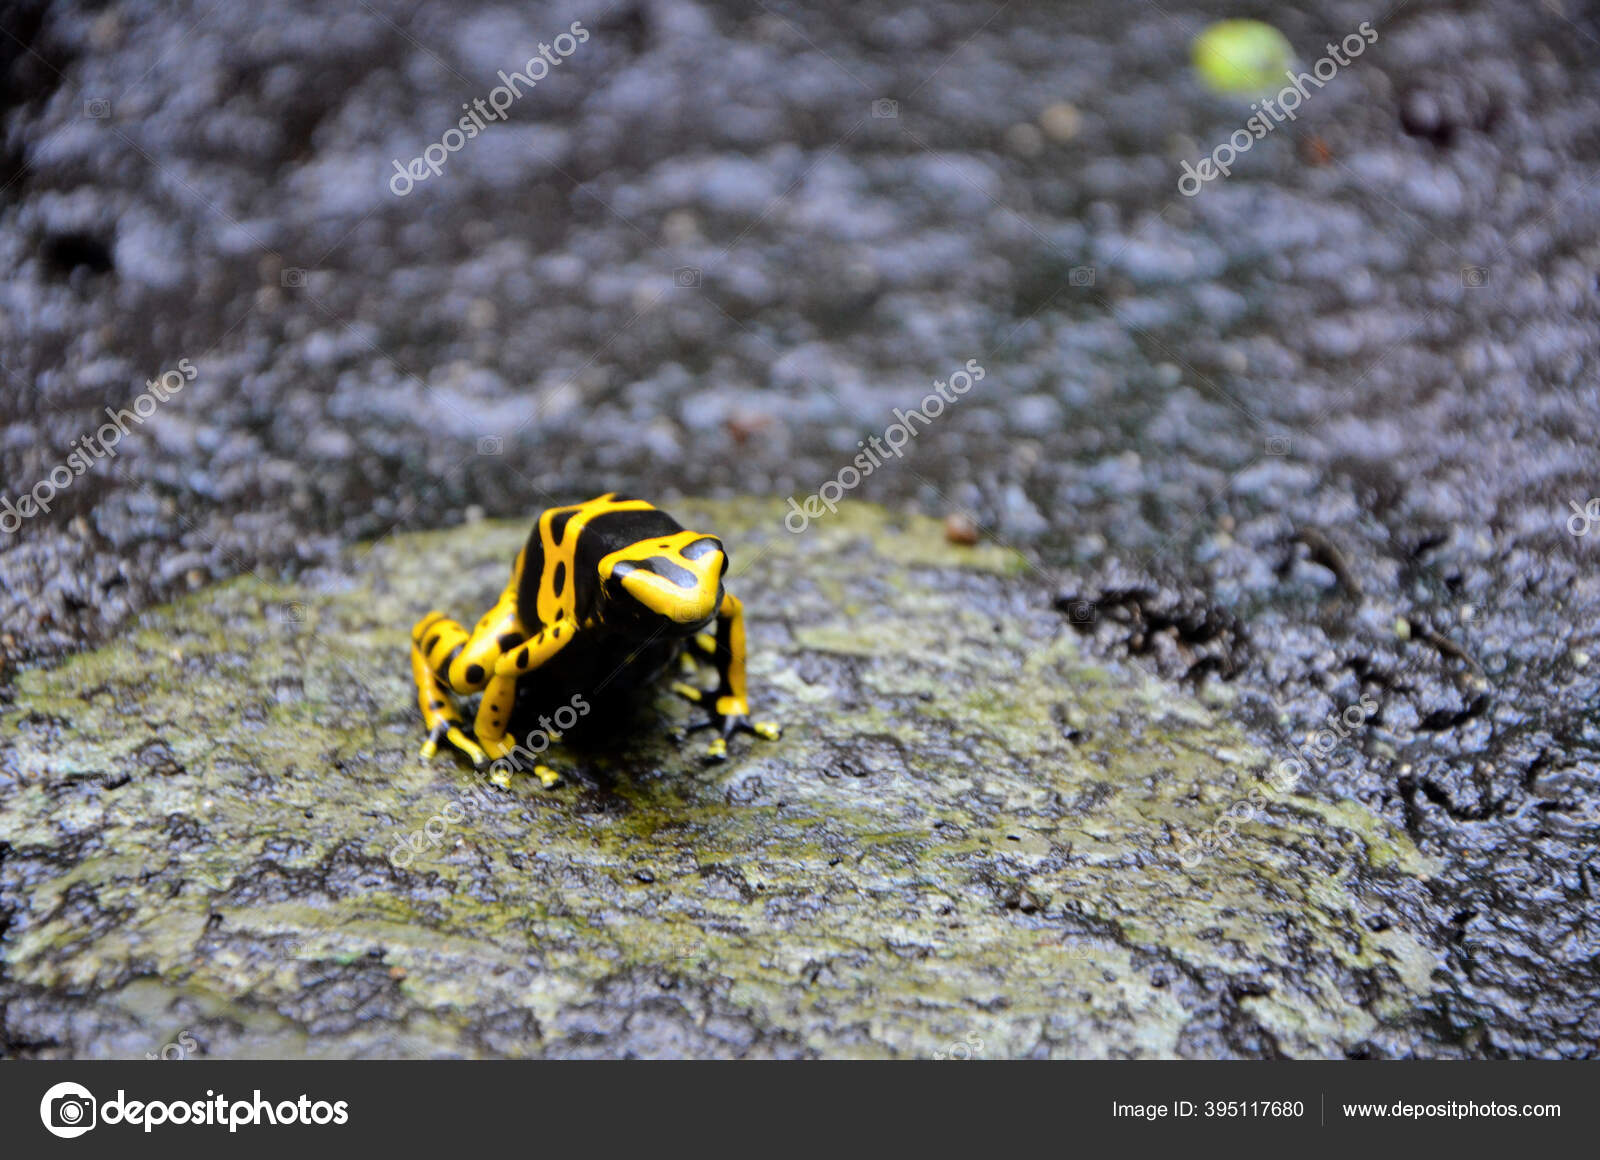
[681,537,721,561]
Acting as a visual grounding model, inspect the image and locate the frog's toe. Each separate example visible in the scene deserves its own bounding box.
[671,680,707,706]
[718,709,780,742]
[424,723,488,768]
[419,722,448,760]
[708,713,782,755]
[487,759,563,788]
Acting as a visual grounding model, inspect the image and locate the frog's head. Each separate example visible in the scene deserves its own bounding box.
[597,531,726,637]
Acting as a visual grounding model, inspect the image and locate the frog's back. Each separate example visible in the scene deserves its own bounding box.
[515,494,684,630]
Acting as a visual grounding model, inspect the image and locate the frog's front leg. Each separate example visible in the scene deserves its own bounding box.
[672,592,781,760]
[474,615,580,774]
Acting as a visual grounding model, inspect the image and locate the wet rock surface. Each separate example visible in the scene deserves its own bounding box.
[0,0,1596,1056]
[1,502,1441,1058]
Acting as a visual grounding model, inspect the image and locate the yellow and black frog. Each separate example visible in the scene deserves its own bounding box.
[408,493,780,786]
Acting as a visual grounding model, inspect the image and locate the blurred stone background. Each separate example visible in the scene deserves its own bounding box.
[0,0,1597,1056]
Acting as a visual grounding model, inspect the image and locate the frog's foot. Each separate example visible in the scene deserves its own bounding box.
[671,684,782,761]
[474,730,566,789]
[483,758,563,790]
[420,720,488,767]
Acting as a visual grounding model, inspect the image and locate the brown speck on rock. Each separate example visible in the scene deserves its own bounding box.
[725,410,773,444]
[1300,135,1333,166]
[945,512,980,545]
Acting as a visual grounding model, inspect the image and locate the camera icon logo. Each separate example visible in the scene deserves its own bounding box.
[83,98,111,119]
[1461,265,1488,288]
[280,267,308,288]
[477,435,504,456]
[1065,599,1097,624]
[1068,266,1095,287]
[40,1081,97,1138]
[933,1031,983,1060]
[1265,435,1291,456]
[871,98,899,119]
[673,266,702,288]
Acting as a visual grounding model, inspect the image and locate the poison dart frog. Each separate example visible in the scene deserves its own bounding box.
[409,493,781,786]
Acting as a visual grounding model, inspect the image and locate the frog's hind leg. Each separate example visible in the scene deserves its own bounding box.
[412,606,517,769]
[410,621,487,766]
[410,550,535,769]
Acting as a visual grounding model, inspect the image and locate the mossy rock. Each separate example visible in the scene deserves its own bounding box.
[0,499,1438,1058]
